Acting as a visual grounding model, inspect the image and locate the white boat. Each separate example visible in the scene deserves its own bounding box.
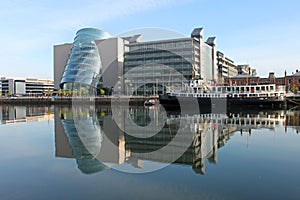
[159,80,286,108]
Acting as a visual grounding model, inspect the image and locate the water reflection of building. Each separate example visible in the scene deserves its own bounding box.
[55,106,126,174]
[285,110,300,133]
[122,107,220,174]
[54,106,300,175]
[0,105,53,124]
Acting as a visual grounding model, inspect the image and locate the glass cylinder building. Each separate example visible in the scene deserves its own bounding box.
[59,28,112,94]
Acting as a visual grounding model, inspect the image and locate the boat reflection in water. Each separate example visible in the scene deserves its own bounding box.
[55,105,299,174]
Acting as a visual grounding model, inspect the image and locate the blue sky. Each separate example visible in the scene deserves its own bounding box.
[0,0,299,79]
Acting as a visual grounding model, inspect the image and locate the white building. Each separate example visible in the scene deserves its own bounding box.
[217,51,238,83]
[0,77,54,96]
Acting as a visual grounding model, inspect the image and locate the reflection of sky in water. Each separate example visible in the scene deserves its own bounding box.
[0,106,300,199]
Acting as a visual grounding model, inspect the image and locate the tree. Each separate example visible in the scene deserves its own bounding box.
[47,90,52,97]
[73,90,77,96]
[100,89,105,96]
[291,85,298,94]
[67,89,72,96]
[82,89,89,96]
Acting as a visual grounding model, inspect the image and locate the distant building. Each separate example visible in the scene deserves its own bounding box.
[224,74,260,86]
[223,69,300,94]
[0,77,54,96]
[123,28,217,95]
[285,70,300,93]
[237,64,256,76]
[216,51,238,83]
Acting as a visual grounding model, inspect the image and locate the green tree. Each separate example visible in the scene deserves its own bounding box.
[82,89,88,96]
[67,89,72,96]
[73,90,77,96]
[47,90,52,97]
[291,85,298,94]
[100,89,105,95]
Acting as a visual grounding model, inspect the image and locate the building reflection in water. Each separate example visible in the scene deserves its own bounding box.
[0,105,53,124]
[55,105,125,174]
[54,105,300,175]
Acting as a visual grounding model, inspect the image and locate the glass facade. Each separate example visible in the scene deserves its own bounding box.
[59,107,108,174]
[59,28,111,93]
[123,39,199,96]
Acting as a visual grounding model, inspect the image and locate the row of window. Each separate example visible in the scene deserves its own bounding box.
[124,67,192,75]
[229,78,300,85]
[69,52,99,59]
[125,50,194,58]
[287,79,300,84]
[65,63,99,71]
[124,57,194,65]
[130,41,193,51]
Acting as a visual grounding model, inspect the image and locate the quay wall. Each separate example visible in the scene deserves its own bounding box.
[0,97,151,106]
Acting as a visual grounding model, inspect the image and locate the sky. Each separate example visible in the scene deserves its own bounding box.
[0,0,299,79]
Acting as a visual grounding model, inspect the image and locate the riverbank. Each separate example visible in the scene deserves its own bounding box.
[0,96,153,106]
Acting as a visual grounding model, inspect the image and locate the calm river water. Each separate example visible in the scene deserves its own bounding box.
[0,104,299,200]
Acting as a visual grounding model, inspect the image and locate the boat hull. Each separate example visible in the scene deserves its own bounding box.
[159,94,286,109]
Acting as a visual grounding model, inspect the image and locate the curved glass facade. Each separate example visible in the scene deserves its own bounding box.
[59,28,112,92]
[60,107,109,174]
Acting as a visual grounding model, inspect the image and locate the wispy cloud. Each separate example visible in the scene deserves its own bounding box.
[43,0,191,31]
[0,0,192,78]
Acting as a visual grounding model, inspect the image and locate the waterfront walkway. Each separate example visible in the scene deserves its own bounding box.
[0,96,152,106]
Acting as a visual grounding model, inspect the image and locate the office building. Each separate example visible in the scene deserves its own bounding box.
[216,51,238,83]
[123,28,217,95]
[0,77,54,96]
